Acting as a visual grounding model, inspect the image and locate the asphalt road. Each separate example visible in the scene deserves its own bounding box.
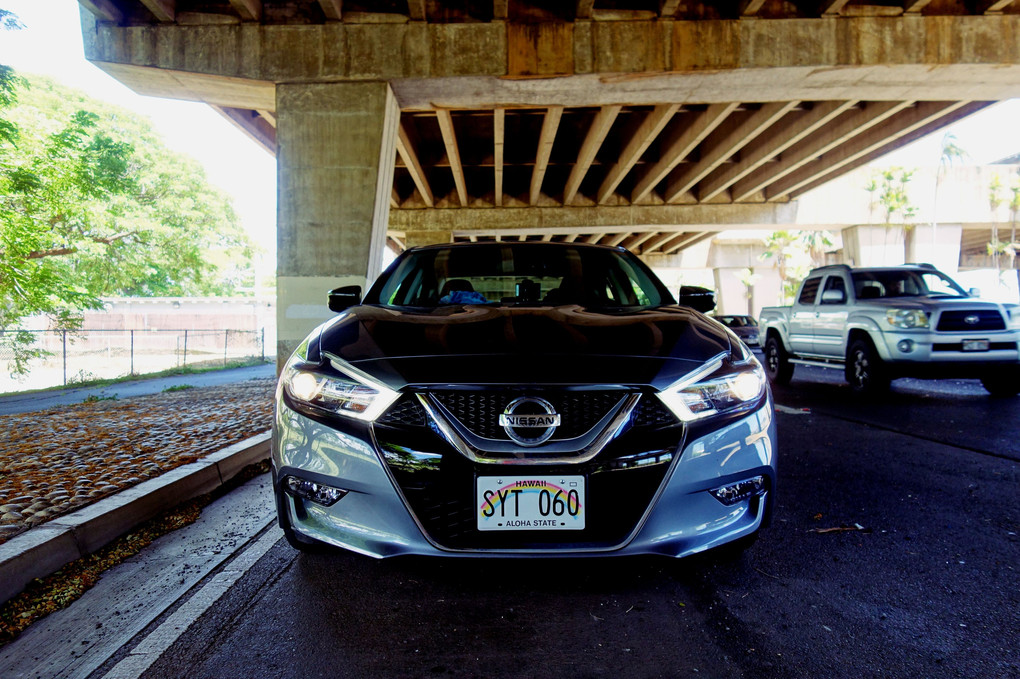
[6,364,1015,679]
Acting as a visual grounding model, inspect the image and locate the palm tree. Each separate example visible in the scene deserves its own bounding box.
[932,133,968,251]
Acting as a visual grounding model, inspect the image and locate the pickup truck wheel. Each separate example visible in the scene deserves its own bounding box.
[764,336,794,386]
[846,339,889,394]
[980,368,1020,397]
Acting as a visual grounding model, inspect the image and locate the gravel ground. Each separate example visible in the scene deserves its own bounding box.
[0,378,275,544]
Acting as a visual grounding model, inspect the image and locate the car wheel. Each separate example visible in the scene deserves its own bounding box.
[980,368,1020,397]
[846,339,889,394]
[764,336,794,386]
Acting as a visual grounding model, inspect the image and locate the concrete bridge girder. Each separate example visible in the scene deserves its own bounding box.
[76,5,1020,359]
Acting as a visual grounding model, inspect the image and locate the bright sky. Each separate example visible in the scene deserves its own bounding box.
[1,0,1019,267]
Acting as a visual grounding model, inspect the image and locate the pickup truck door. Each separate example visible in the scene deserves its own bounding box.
[789,276,822,355]
[813,274,850,358]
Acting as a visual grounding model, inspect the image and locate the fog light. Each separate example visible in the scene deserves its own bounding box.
[897,339,915,353]
[709,476,765,506]
[284,476,348,507]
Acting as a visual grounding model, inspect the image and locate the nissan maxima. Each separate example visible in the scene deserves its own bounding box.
[273,242,776,559]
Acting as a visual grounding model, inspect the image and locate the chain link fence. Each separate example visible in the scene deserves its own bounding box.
[0,328,267,392]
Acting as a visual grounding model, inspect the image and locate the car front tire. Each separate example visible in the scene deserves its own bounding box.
[764,336,794,386]
[846,338,889,394]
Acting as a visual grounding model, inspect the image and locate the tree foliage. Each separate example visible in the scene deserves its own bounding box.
[0,70,256,373]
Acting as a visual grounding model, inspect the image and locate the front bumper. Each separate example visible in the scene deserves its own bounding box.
[272,396,777,559]
[873,329,1020,374]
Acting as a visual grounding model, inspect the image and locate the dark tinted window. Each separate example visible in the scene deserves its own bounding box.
[798,277,822,305]
[366,244,674,309]
[851,269,967,299]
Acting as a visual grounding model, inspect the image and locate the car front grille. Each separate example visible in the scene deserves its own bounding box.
[936,310,1005,332]
[430,390,628,440]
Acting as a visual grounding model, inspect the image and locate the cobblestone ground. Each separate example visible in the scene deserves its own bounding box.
[0,378,275,545]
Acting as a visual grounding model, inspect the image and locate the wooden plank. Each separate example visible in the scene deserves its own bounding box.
[663,101,795,203]
[494,108,505,207]
[738,0,768,17]
[788,101,991,198]
[768,101,968,200]
[630,102,738,204]
[318,0,342,20]
[699,100,855,202]
[395,120,434,208]
[731,100,912,202]
[597,104,679,204]
[229,0,262,21]
[139,0,175,22]
[407,0,426,20]
[819,0,852,14]
[584,233,605,244]
[563,105,620,205]
[79,0,123,22]
[530,106,563,205]
[436,109,469,207]
[390,187,400,209]
[577,0,596,19]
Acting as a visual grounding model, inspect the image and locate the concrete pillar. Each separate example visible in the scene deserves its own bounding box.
[905,223,963,274]
[841,225,905,267]
[275,82,399,366]
[404,231,453,249]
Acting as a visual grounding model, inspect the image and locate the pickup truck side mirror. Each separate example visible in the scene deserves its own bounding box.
[677,286,716,313]
[328,285,362,312]
[968,287,981,298]
[820,289,846,304]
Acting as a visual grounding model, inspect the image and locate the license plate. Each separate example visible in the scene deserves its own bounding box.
[476,476,585,531]
[962,339,990,352]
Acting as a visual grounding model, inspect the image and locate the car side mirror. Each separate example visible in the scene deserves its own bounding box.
[820,289,846,304]
[328,285,362,312]
[677,286,716,313]
[968,287,981,298]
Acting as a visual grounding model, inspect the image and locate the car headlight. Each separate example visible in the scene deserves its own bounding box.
[281,351,399,422]
[656,345,766,422]
[886,309,929,329]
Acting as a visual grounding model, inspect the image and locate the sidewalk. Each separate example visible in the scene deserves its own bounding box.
[0,376,276,604]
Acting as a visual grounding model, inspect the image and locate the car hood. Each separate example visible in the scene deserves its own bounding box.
[859,296,1002,311]
[314,304,733,390]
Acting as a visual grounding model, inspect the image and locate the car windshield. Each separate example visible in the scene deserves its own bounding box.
[366,243,673,309]
[851,269,968,299]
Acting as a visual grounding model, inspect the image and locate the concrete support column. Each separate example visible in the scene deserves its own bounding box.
[906,223,963,274]
[841,225,905,267]
[275,82,399,365]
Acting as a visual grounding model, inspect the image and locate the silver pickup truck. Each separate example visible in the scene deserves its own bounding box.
[758,264,1020,395]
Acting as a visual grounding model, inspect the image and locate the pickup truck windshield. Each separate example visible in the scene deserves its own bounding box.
[851,270,968,299]
[367,243,673,309]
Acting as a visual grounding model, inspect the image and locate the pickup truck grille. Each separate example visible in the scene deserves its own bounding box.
[936,310,1005,332]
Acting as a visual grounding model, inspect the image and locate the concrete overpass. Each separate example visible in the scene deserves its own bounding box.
[74,0,1020,358]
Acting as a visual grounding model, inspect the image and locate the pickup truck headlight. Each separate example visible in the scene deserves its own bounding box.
[281,352,399,422]
[886,309,929,329]
[657,345,766,422]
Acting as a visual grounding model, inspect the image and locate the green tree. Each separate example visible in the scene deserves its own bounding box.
[1,72,255,374]
[987,174,1006,276]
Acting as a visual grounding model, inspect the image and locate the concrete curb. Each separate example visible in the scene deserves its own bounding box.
[0,432,272,606]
